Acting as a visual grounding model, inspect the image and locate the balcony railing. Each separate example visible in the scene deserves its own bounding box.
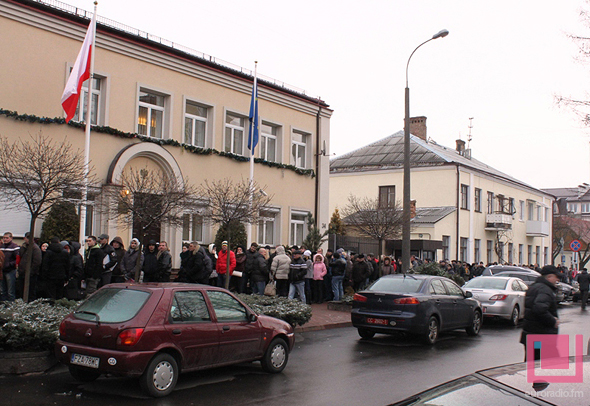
[485,213,512,231]
[526,220,550,237]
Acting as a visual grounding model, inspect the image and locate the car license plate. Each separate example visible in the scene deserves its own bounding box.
[366,317,389,325]
[71,353,100,369]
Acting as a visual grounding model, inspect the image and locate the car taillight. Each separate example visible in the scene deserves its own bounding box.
[117,328,144,346]
[353,293,367,302]
[59,320,66,339]
[489,294,507,301]
[393,297,420,304]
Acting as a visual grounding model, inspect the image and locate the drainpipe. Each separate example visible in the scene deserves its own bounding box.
[314,101,321,227]
[456,164,460,260]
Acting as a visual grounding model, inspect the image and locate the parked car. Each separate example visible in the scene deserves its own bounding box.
[558,282,578,302]
[351,275,482,345]
[463,276,527,326]
[389,355,590,406]
[481,264,533,276]
[55,283,295,397]
[493,270,566,302]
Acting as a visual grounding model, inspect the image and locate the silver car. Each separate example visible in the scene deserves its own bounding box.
[463,276,527,326]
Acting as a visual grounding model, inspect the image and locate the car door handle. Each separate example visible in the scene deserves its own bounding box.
[222,325,230,332]
[172,329,181,335]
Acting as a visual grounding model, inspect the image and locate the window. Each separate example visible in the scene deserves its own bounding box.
[545,207,550,222]
[206,290,248,322]
[441,280,464,297]
[442,236,450,260]
[138,89,166,138]
[460,238,468,262]
[73,76,102,125]
[527,245,532,265]
[580,203,590,213]
[461,185,469,210]
[487,192,494,214]
[184,101,208,147]
[183,213,203,242]
[527,201,535,221]
[535,246,540,266]
[497,194,506,213]
[508,243,513,264]
[291,130,309,168]
[260,122,278,162]
[497,242,504,263]
[519,200,525,221]
[487,240,493,264]
[170,291,210,322]
[258,210,277,246]
[474,188,482,212]
[544,247,548,266]
[509,198,515,217]
[429,279,447,295]
[537,205,542,221]
[474,239,480,263]
[379,186,396,208]
[225,113,246,155]
[290,212,307,246]
[518,244,523,265]
[568,203,578,214]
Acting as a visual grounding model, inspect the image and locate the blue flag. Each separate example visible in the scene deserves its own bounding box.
[248,80,259,151]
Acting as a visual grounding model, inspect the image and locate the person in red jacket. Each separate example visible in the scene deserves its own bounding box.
[216,241,236,289]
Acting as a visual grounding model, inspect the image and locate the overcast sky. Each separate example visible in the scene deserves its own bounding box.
[63,0,590,189]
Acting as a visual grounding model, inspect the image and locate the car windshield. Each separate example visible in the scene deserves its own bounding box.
[369,277,424,293]
[464,278,508,290]
[75,288,150,323]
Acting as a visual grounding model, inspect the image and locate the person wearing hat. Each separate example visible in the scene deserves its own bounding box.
[216,241,236,288]
[109,236,126,283]
[17,231,42,301]
[41,237,70,300]
[352,254,371,292]
[120,238,144,281]
[520,265,560,361]
[142,240,159,282]
[576,268,590,310]
[288,250,307,302]
[98,233,117,286]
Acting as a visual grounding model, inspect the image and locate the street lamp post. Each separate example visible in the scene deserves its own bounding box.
[402,29,449,273]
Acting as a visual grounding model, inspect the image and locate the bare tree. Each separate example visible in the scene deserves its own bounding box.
[340,194,404,272]
[552,215,590,268]
[0,133,87,301]
[198,178,273,289]
[104,167,197,280]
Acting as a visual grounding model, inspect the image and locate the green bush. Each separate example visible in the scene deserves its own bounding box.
[411,262,465,286]
[0,299,77,351]
[237,294,312,327]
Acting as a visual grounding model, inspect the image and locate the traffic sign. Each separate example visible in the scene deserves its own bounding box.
[570,240,582,252]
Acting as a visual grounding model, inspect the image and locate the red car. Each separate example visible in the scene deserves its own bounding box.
[55,283,294,397]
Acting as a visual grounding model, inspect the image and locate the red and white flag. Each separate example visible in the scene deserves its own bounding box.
[61,11,97,123]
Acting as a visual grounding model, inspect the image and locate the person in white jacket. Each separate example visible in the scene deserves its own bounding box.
[271,246,291,297]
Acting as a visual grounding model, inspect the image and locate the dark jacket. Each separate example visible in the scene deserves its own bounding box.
[251,252,269,283]
[84,244,105,280]
[156,249,172,282]
[330,257,346,277]
[1,241,20,272]
[142,248,158,281]
[245,248,259,275]
[110,237,126,277]
[352,260,372,283]
[120,247,144,280]
[177,246,207,284]
[42,242,70,280]
[235,251,246,273]
[521,276,559,340]
[19,242,42,276]
[69,242,84,280]
[288,256,307,283]
[577,271,590,291]
[101,242,118,273]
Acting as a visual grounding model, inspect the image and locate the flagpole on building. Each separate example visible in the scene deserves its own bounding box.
[79,2,98,245]
[246,61,258,245]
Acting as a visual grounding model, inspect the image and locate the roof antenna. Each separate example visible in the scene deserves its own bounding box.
[467,117,474,149]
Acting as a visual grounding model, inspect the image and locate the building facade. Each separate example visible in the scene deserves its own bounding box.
[330,117,553,266]
[0,0,332,266]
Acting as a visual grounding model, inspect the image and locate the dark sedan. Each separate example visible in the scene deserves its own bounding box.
[351,275,482,344]
[56,283,294,397]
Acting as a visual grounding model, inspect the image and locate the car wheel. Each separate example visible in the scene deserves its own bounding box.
[357,328,375,340]
[466,310,482,336]
[424,316,439,345]
[140,353,178,398]
[510,306,520,327]
[68,366,101,382]
[261,338,289,373]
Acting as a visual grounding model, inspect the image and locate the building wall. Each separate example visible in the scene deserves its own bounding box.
[0,1,332,266]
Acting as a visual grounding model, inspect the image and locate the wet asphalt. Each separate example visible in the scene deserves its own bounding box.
[1,302,588,406]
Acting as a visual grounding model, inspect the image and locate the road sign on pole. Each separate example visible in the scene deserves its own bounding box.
[570,240,582,252]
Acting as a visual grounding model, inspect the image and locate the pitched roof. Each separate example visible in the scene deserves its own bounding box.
[412,206,456,226]
[330,131,542,193]
[542,187,590,202]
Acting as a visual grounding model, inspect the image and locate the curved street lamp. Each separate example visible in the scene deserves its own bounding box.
[402,29,449,273]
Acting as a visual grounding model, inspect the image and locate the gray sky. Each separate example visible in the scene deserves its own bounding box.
[63,0,590,189]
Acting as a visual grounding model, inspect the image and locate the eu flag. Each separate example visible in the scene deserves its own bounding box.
[248,79,259,151]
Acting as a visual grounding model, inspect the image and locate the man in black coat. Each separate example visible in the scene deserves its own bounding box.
[41,237,70,300]
[84,236,105,294]
[520,265,560,361]
[577,268,590,310]
[98,234,118,287]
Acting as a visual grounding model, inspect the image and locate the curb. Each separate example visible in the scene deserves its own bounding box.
[295,321,353,333]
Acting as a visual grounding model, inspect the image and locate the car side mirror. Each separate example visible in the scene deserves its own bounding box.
[464,291,473,298]
[248,312,258,323]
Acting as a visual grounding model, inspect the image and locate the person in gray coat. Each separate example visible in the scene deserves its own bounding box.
[270,246,291,297]
[120,238,144,281]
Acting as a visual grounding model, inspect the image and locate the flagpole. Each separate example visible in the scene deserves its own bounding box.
[247,61,258,245]
[79,1,98,245]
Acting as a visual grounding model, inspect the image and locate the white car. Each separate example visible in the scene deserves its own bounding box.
[463,276,527,326]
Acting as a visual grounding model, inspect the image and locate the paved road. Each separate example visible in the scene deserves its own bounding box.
[1,303,588,406]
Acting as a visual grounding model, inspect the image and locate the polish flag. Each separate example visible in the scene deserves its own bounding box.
[61,12,97,123]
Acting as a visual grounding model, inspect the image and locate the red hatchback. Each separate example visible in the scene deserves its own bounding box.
[55,283,294,397]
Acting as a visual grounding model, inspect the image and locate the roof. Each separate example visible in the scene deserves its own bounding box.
[542,186,590,202]
[330,131,546,194]
[412,206,456,226]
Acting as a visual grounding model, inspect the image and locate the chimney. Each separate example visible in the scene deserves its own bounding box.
[409,116,427,141]
[410,200,417,219]
[456,139,466,154]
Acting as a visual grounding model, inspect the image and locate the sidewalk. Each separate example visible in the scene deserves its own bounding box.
[294,302,352,333]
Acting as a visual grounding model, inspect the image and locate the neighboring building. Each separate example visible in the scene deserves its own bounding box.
[0,0,332,266]
[330,117,553,265]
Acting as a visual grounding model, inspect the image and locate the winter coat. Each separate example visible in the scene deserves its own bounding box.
[577,271,590,291]
[305,258,314,279]
[101,242,118,273]
[271,246,291,280]
[19,242,42,276]
[352,260,372,283]
[521,276,559,341]
[381,258,395,276]
[142,248,158,281]
[155,249,172,282]
[313,255,328,280]
[177,246,207,284]
[42,242,70,280]
[245,248,259,275]
[85,244,105,280]
[330,257,346,277]
[216,249,236,276]
[120,247,144,280]
[289,256,307,283]
[251,252,269,283]
[1,241,20,272]
[110,237,125,277]
[69,242,84,280]
[235,252,246,273]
